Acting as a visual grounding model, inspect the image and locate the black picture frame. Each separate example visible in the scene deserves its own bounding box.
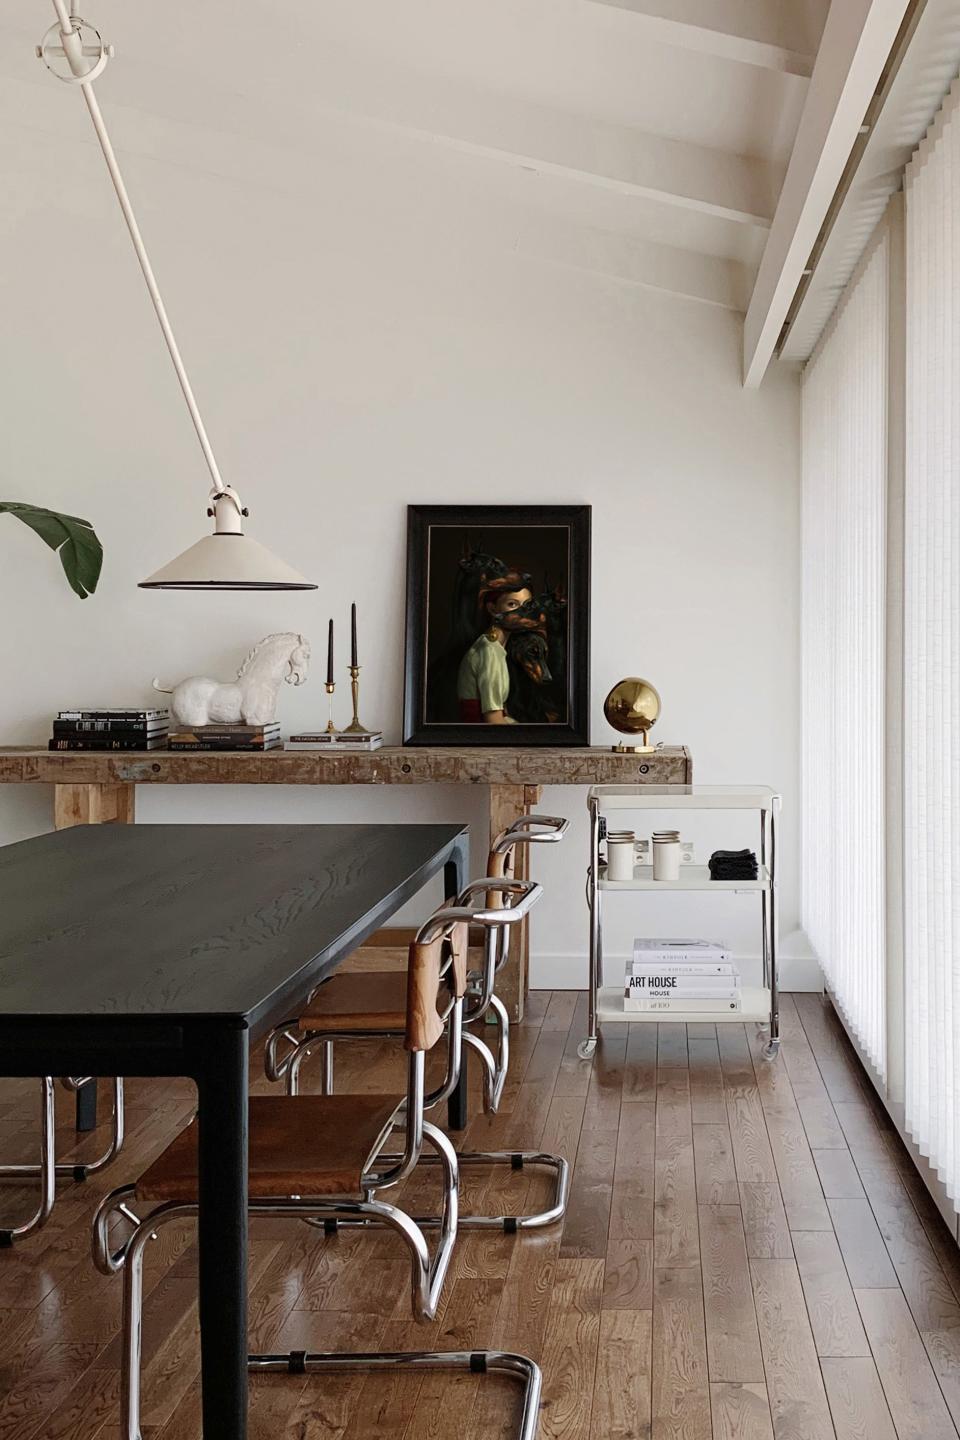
[403,504,591,747]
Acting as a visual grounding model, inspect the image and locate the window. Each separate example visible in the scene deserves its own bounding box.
[801,226,889,1081]
[903,78,960,1195]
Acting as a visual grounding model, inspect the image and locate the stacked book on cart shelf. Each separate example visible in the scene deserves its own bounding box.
[49,708,170,751]
[625,938,741,1013]
[167,723,282,752]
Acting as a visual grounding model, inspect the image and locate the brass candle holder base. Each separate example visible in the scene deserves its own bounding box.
[343,664,372,735]
[324,681,336,733]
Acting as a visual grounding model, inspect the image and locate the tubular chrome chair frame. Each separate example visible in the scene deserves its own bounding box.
[96,1208,542,1440]
[0,1075,125,1245]
[264,817,568,1098]
[92,903,542,1440]
[272,849,572,1232]
[466,815,569,1109]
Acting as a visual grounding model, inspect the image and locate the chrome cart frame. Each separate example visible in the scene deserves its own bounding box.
[580,785,781,1059]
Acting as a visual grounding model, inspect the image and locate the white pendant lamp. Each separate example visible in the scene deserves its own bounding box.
[38,1,316,591]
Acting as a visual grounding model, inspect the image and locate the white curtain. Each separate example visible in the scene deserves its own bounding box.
[903,78,960,1196]
[801,227,889,1081]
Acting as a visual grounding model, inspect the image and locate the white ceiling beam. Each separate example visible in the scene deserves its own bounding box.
[338,99,778,229]
[742,0,912,387]
[0,41,780,232]
[0,78,751,312]
[519,221,753,309]
[586,0,819,76]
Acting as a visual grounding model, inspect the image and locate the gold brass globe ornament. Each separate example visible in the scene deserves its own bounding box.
[604,677,662,753]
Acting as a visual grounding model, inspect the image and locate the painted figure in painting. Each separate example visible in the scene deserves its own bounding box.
[457,574,536,723]
[440,548,566,725]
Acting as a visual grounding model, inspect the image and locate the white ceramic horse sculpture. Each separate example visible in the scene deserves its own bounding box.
[153,632,311,726]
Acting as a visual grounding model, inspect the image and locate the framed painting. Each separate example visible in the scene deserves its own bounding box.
[403,504,591,746]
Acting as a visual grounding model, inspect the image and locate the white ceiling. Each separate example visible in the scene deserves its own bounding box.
[1,0,833,328]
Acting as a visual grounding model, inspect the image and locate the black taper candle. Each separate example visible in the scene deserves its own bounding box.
[326,618,334,685]
[351,602,358,667]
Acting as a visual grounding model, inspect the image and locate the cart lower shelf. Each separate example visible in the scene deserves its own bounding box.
[596,984,773,1026]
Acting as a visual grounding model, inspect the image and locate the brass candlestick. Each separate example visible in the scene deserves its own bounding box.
[344,664,371,734]
[325,681,336,734]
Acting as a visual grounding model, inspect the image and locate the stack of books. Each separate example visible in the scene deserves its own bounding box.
[286,731,383,751]
[49,708,169,751]
[625,938,741,1013]
[167,723,282,752]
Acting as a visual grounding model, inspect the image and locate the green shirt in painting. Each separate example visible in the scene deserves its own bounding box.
[457,633,510,714]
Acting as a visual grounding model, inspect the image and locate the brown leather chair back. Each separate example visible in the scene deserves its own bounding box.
[486,843,514,909]
[405,920,469,1052]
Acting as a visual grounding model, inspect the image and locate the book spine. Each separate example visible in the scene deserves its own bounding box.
[57,710,168,721]
[624,997,742,1013]
[52,722,167,738]
[185,728,280,737]
[633,943,730,959]
[166,741,282,751]
[629,961,735,976]
[286,742,383,751]
[627,979,740,995]
[628,970,739,984]
[627,983,741,999]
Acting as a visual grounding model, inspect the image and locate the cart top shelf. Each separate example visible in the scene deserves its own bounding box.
[589,783,779,811]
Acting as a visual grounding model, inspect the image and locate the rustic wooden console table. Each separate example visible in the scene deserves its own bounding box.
[0,744,692,1019]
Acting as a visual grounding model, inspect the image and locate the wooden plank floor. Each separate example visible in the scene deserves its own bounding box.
[0,990,959,1439]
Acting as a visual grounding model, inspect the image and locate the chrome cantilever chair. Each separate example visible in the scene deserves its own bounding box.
[472,816,569,1111]
[266,815,569,1231]
[92,898,543,1440]
[0,1076,125,1244]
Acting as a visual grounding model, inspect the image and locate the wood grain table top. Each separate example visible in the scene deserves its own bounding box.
[0,823,466,1024]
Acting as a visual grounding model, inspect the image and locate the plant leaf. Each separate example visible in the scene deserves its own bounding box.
[0,502,103,598]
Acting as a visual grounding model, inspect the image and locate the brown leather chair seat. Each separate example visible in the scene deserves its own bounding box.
[297,971,408,1032]
[136,1094,404,1203]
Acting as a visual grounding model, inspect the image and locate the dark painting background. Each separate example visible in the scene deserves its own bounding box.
[423,523,571,725]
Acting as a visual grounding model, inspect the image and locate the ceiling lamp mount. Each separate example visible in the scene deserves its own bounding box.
[38,0,316,591]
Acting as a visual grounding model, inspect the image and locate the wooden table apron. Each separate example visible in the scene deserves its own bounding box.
[0,745,693,1024]
[0,823,468,1440]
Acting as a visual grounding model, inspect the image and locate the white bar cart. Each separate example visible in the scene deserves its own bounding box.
[580,784,781,1060]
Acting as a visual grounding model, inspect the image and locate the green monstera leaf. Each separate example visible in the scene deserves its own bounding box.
[1,502,103,599]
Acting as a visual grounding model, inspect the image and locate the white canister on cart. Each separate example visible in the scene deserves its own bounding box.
[606,832,638,881]
[652,830,681,882]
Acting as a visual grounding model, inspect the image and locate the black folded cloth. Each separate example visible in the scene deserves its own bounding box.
[708,848,758,881]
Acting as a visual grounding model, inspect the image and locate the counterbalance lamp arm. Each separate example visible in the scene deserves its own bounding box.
[45,0,236,525]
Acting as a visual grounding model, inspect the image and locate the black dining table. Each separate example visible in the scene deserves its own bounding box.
[0,821,468,1439]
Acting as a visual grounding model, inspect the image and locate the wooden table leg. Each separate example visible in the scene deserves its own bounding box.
[489,782,542,1023]
[54,783,136,829]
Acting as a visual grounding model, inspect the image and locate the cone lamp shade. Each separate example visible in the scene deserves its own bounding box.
[41,0,316,593]
[139,534,317,590]
[138,490,316,590]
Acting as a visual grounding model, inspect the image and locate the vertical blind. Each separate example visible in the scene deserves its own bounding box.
[801,229,889,1081]
[904,79,960,1197]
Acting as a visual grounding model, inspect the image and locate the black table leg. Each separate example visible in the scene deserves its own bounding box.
[195,1023,249,1440]
[445,849,469,1131]
[75,1078,98,1132]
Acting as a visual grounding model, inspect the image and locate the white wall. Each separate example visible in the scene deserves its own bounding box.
[0,73,809,989]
